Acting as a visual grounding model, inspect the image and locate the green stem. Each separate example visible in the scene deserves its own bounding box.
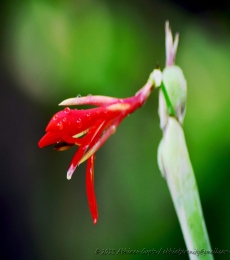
[158,118,213,260]
[160,81,176,117]
[158,20,213,259]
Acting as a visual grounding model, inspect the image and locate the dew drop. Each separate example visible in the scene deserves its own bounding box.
[111,125,116,134]
[57,121,63,130]
[76,118,82,127]
[62,117,67,122]
[86,113,91,119]
[64,107,70,113]
[53,114,58,120]
[77,94,81,98]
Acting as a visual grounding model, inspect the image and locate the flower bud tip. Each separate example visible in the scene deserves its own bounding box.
[149,69,162,87]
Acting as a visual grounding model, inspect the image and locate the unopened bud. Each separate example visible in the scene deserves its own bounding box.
[162,66,187,124]
[148,69,162,88]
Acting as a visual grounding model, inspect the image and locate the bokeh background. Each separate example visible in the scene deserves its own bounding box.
[0,0,230,259]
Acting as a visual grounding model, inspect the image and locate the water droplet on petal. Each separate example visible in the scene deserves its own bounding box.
[104,110,108,116]
[62,117,67,122]
[76,118,82,127]
[53,114,58,120]
[77,94,81,98]
[57,121,63,130]
[111,125,116,134]
[64,107,70,113]
[86,113,91,119]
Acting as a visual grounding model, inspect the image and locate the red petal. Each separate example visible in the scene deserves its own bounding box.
[46,108,106,135]
[66,145,88,180]
[38,132,61,148]
[86,154,98,224]
[79,117,123,164]
[66,121,105,180]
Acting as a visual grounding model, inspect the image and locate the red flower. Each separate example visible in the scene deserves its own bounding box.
[38,76,158,224]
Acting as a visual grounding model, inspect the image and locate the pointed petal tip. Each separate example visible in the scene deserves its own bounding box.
[93,218,97,225]
[38,141,43,149]
[67,163,78,180]
[67,167,74,180]
[38,135,48,148]
[165,20,169,29]
[59,97,86,106]
[59,100,69,106]
[67,175,72,180]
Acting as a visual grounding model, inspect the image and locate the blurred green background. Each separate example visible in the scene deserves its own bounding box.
[0,0,230,259]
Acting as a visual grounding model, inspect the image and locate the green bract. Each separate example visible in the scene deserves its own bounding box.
[162,66,187,124]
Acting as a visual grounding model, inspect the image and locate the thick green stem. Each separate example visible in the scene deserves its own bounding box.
[157,22,213,259]
[158,117,213,260]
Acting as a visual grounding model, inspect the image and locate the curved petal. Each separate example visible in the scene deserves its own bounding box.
[79,117,123,164]
[66,120,105,180]
[59,95,120,107]
[86,154,98,224]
